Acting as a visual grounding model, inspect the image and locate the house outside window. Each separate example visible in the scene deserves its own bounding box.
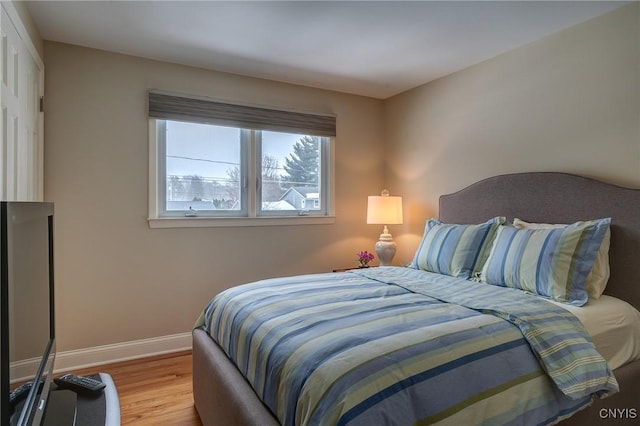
[147,91,336,228]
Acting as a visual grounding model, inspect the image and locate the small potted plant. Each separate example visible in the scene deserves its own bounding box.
[357,250,375,268]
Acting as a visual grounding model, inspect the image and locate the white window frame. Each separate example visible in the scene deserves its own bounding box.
[148,120,335,228]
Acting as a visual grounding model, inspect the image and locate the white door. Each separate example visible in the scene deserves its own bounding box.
[0,3,44,201]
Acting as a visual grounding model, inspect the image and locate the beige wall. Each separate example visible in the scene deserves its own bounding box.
[384,3,640,265]
[44,42,384,351]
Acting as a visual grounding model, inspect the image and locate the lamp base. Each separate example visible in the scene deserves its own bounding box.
[375,240,397,266]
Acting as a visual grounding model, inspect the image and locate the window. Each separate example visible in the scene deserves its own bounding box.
[148,91,335,227]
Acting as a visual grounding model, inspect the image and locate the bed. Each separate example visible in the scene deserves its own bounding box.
[192,172,640,425]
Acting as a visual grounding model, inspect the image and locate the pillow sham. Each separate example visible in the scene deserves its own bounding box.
[411,217,505,279]
[513,218,611,299]
[480,218,611,306]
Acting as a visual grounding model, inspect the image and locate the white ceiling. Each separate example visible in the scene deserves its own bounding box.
[26,1,627,99]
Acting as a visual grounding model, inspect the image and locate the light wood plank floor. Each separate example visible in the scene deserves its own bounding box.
[72,351,203,425]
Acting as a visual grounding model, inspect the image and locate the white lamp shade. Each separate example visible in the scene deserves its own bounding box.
[367,194,403,225]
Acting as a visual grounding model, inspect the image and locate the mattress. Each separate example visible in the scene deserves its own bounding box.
[548,295,640,370]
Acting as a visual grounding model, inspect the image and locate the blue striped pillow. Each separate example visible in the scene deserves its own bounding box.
[479,218,611,306]
[411,217,505,279]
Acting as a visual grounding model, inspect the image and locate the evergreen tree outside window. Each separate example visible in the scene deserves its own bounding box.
[283,136,319,188]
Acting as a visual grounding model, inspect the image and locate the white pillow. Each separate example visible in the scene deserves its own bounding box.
[513,218,611,299]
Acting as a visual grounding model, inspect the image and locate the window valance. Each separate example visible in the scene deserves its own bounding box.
[148,91,336,137]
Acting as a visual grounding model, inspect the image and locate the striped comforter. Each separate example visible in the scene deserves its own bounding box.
[200,266,618,426]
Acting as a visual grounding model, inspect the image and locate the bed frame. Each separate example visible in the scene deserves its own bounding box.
[193,172,640,426]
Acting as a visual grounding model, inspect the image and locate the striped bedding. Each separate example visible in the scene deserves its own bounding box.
[199,266,618,426]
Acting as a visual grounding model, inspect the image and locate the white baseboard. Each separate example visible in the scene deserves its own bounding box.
[53,332,192,373]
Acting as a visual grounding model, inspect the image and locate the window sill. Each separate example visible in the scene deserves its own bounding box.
[147,215,336,229]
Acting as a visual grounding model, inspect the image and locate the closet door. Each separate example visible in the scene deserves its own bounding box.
[0,4,43,201]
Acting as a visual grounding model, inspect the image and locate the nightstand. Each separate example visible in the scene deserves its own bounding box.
[333,266,377,272]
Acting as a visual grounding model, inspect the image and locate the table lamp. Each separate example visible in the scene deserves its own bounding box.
[367,189,403,266]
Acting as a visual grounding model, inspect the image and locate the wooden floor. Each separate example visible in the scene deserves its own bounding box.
[73,351,203,425]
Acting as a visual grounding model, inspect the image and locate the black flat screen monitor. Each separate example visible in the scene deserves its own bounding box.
[0,202,55,426]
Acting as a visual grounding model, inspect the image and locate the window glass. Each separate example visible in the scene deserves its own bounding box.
[153,119,331,221]
[165,121,241,213]
[260,131,322,213]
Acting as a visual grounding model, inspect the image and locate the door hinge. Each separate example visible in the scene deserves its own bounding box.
[39,96,44,113]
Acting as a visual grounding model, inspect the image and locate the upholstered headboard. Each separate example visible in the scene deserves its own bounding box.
[439,172,640,311]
